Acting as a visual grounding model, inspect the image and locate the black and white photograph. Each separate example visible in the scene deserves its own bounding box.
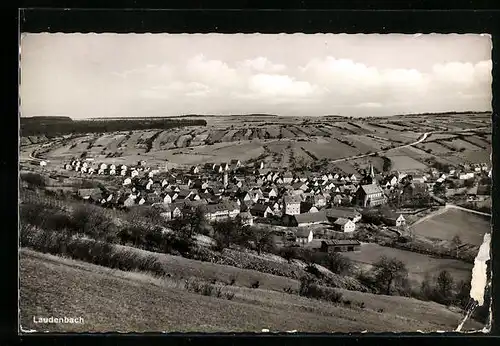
[18,33,492,333]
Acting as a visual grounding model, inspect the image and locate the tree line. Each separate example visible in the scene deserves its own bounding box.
[20,118,207,137]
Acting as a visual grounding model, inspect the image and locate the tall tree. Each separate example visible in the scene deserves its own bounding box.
[451,235,462,258]
[435,270,455,305]
[372,255,408,295]
[250,227,275,255]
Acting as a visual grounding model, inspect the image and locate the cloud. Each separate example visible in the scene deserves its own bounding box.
[185,54,243,89]
[48,53,492,117]
[239,57,287,73]
[248,74,319,98]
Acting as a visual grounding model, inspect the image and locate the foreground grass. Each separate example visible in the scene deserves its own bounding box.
[20,249,482,333]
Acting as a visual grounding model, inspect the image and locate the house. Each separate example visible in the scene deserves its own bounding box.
[191,166,200,174]
[300,202,318,214]
[283,211,328,227]
[283,171,294,184]
[202,201,240,222]
[204,163,216,171]
[332,194,343,206]
[320,240,361,253]
[162,193,173,204]
[146,193,163,205]
[296,229,314,245]
[64,164,72,170]
[250,203,273,218]
[332,218,356,233]
[123,178,132,186]
[307,194,327,208]
[381,210,406,227]
[237,211,254,226]
[123,196,136,208]
[283,195,302,215]
[355,184,387,208]
[230,159,241,170]
[325,207,362,223]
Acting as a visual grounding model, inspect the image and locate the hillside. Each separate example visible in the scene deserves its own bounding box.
[19,249,481,333]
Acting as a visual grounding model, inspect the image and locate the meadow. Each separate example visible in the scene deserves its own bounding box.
[411,208,491,246]
[20,249,480,333]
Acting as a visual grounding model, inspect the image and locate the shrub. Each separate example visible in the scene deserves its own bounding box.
[250,280,261,289]
[20,172,46,187]
[305,264,323,278]
[299,276,343,303]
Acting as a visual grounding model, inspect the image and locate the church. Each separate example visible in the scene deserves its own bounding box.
[354,163,387,208]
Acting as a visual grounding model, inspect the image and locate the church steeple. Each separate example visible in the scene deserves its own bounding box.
[369,163,375,179]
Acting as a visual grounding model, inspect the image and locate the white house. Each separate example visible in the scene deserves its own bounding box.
[100,163,108,170]
[333,218,356,233]
[123,178,132,186]
[296,229,314,244]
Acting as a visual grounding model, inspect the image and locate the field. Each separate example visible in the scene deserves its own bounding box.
[343,243,473,285]
[20,249,481,333]
[25,113,491,172]
[385,155,428,172]
[411,208,491,246]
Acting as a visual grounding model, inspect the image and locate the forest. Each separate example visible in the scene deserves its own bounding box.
[20,117,207,137]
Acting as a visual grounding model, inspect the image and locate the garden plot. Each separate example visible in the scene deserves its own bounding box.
[420,142,452,154]
[332,161,359,175]
[191,132,210,146]
[331,123,357,135]
[350,156,385,173]
[385,155,428,172]
[154,130,183,150]
[291,144,315,166]
[122,131,143,150]
[456,150,491,165]
[280,127,296,139]
[106,134,127,152]
[377,123,409,132]
[207,130,227,143]
[344,135,379,153]
[426,133,457,141]
[249,128,261,140]
[286,126,306,137]
[390,146,434,160]
[411,208,490,246]
[343,243,472,285]
[461,135,490,149]
[175,134,192,148]
[443,138,484,151]
[92,134,116,148]
[231,129,248,142]
[301,139,360,160]
[221,129,239,142]
[243,129,253,140]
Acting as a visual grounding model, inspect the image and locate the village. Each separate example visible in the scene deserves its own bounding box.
[62,153,492,254]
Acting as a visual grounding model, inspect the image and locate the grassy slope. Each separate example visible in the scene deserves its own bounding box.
[20,249,481,333]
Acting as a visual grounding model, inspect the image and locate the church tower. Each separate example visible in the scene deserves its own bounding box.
[223,171,228,188]
[369,163,375,180]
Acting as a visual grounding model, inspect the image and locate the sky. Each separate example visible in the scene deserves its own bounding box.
[19,33,492,118]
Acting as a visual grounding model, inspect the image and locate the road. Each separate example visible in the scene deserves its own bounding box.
[329,132,430,164]
[329,126,488,164]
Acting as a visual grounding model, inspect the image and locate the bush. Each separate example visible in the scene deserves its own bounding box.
[250,280,260,289]
[305,264,323,278]
[299,276,343,303]
[20,172,46,187]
